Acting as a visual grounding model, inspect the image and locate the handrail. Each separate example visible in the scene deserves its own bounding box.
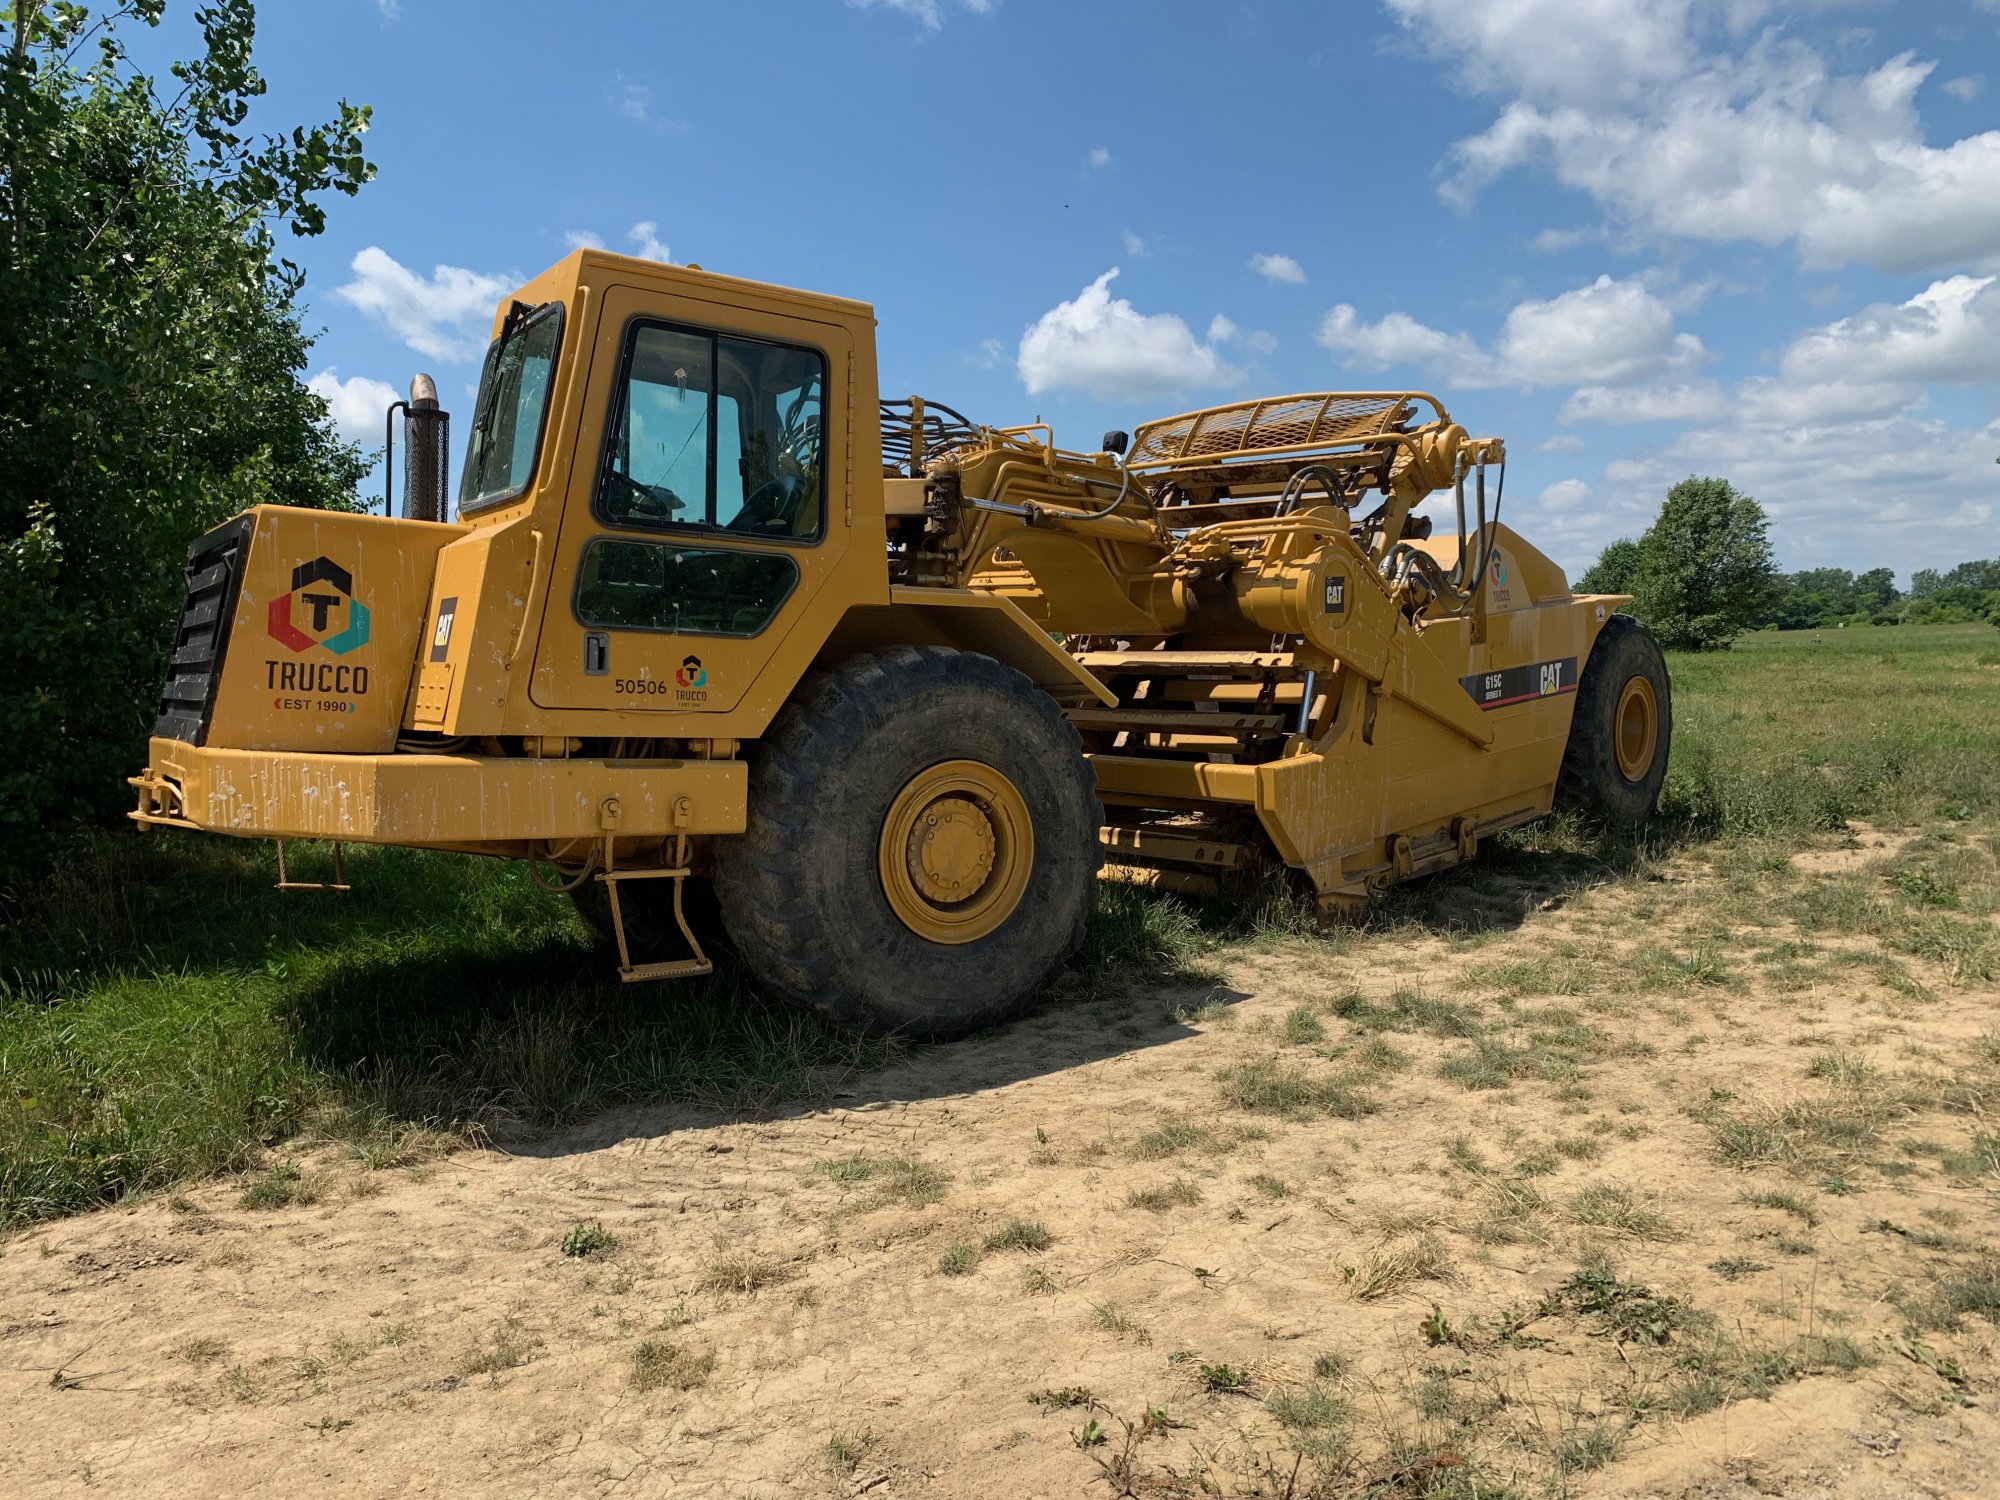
[1128,390,1452,471]
[506,527,546,668]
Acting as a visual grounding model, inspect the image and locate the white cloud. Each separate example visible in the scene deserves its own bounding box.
[559,224,674,264]
[1501,275,1707,386]
[1537,433,1585,452]
[628,221,672,263]
[1536,478,1593,512]
[1017,268,1243,401]
[1731,376,1918,430]
[1531,225,1610,253]
[1560,380,1726,425]
[333,248,517,363]
[1318,306,1495,383]
[1202,315,1279,356]
[1390,0,2000,274]
[1249,252,1306,285]
[307,368,398,447]
[605,74,651,124]
[1780,275,2000,385]
[1529,284,1998,576]
[846,0,994,28]
[1319,273,1707,390]
[970,337,1006,370]
[1122,229,1148,258]
[1943,75,1982,103]
[1086,146,1112,169]
[375,0,400,19]
[1597,406,1999,575]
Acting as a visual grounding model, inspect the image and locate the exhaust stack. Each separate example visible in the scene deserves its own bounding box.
[385,374,452,522]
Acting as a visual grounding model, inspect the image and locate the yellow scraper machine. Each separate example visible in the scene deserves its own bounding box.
[132,251,1670,1037]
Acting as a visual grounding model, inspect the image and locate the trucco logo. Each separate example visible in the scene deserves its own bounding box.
[268,556,370,655]
[265,556,371,707]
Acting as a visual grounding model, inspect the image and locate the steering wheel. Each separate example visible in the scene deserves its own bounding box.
[731,473,805,533]
[603,469,686,520]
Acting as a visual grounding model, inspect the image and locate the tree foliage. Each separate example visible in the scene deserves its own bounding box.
[0,1,374,887]
[1763,566,1900,630]
[1574,536,1641,598]
[1578,529,1998,637]
[1623,476,1777,651]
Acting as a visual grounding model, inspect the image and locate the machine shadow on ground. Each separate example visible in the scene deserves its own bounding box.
[279,903,1254,1160]
[274,825,1661,1161]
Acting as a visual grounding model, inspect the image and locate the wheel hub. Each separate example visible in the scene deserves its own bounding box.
[1614,676,1659,781]
[906,796,997,903]
[878,761,1034,944]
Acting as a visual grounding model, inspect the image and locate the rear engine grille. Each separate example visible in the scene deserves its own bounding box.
[151,515,254,745]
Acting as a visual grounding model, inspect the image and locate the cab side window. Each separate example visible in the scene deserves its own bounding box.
[597,321,825,541]
[574,540,799,637]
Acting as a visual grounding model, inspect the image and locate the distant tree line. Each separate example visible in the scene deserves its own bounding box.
[1575,476,2000,650]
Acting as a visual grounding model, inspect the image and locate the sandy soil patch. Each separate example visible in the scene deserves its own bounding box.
[3,849,1996,1499]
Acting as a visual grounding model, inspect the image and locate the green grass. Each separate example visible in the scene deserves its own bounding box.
[982,1217,1052,1253]
[1126,1177,1203,1212]
[1659,625,2000,835]
[0,835,1202,1226]
[630,1338,715,1392]
[561,1220,618,1258]
[1215,1057,1378,1118]
[4,624,1997,1226]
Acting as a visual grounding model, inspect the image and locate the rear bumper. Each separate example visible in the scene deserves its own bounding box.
[130,737,747,845]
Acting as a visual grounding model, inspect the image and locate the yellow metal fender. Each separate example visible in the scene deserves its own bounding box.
[818,588,1116,708]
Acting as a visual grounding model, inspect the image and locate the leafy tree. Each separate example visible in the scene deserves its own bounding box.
[1628,476,1777,651]
[0,1,373,887]
[1574,536,1641,598]
[1767,567,1852,630]
[1902,586,2000,626]
[1938,559,2000,592]
[1853,567,1898,618]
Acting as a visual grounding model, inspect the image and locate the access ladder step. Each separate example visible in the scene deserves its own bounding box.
[1098,825,1250,870]
[1074,650,1299,677]
[1067,707,1287,735]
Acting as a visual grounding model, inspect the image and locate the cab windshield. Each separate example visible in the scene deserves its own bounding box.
[458,302,562,510]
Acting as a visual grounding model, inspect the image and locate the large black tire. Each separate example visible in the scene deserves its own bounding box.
[1555,613,1672,827]
[714,646,1102,1038]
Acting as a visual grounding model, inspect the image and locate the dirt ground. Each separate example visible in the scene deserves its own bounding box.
[3,833,1997,1499]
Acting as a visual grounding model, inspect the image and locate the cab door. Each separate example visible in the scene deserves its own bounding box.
[529,282,868,724]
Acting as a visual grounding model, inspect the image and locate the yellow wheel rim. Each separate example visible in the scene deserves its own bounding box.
[1614,676,1659,782]
[877,760,1034,945]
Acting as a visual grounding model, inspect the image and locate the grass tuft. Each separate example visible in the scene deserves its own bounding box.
[631,1338,715,1392]
[1127,1178,1203,1212]
[1346,1231,1453,1300]
[823,1429,875,1475]
[1216,1057,1377,1119]
[1568,1184,1684,1241]
[1090,1303,1151,1344]
[982,1218,1052,1253]
[699,1250,795,1295]
[1130,1118,1220,1160]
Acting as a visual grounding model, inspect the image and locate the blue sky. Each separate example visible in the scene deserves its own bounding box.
[155,0,2000,581]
